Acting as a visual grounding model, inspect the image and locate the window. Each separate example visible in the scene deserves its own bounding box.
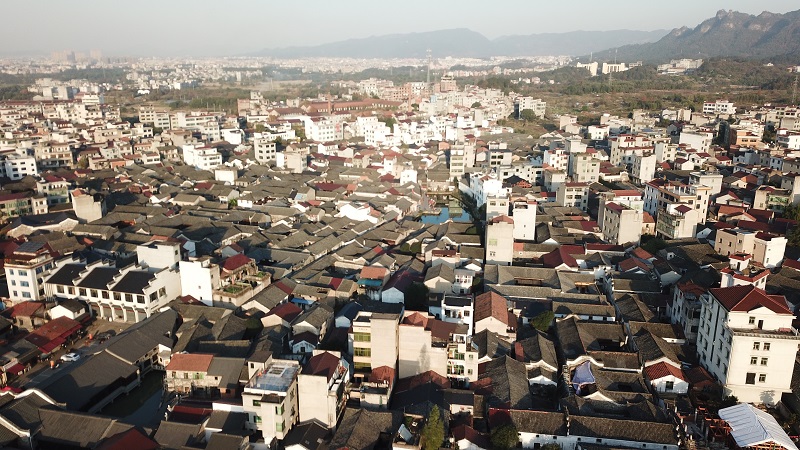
[746,373,756,385]
[102,291,109,299]
[353,333,370,342]
[761,358,768,366]
[254,415,262,424]
[354,347,371,357]
[125,294,133,302]
[79,288,87,296]
[759,374,767,383]
[137,295,145,304]
[764,342,770,351]
[113,292,121,301]
[751,357,758,365]
[753,342,760,350]
[665,381,674,391]
[20,281,29,287]
[18,270,26,276]
[57,285,64,293]
[90,289,98,297]
[252,400,260,407]
[22,292,30,298]
[488,238,497,246]
[749,316,755,324]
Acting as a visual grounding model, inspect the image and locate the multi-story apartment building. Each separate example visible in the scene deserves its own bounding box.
[0,192,48,221]
[297,351,349,430]
[600,202,643,246]
[514,97,546,119]
[36,175,71,206]
[349,310,400,378]
[714,228,787,269]
[669,281,706,344]
[644,179,710,220]
[34,142,74,170]
[696,285,800,404]
[254,138,278,164]
[655,202,705,239]
[555,182,589,211]
[242,359,300,441]
[182,144,222,171]
[631,154,657,185]
[2,153,38,180]
[702,100,736,116]
[440,295,474,334]
[485,215,514,265]
[398,312,478,383]
[568,154,600,183]
[4,241,56,303]
[44,258,181,322]
[753,186,791,212]
[512,200,537,241]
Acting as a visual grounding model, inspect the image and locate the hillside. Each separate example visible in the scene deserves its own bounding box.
[255,29,667,59]
[591,9,800,62]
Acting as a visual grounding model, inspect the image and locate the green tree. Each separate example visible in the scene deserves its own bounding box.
[519,109,538,122]
[379,116,397,129]
[228,199,238,208]
[254,123,265,133]
[471,101,482,108]
[77,156,89,169]
[530,310,555,332]
[490,423,519,450]
[420,407,444,450]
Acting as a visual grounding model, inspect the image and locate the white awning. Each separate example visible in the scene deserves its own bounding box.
[719,403,798,450]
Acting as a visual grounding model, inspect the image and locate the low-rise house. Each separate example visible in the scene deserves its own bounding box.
[241,359,301,442]
[474,292,516,340]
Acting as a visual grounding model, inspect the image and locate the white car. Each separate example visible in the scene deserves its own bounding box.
[60,353,80,362]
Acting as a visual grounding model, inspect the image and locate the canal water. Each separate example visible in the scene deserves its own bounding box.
[419,207,472,224]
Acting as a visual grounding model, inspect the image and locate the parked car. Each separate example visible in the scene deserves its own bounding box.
[60,353,80,362]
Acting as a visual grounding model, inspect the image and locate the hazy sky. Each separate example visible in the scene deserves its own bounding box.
[3,0,799,56]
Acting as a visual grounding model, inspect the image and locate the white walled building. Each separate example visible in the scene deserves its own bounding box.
[242,359,300,441]
[182,144,222,171]
[297,351,349,430]
[179,258,221,306]
[4,241,56,303]
[485,215,514,265]
[697,285,800,405]
[512,200,537,241]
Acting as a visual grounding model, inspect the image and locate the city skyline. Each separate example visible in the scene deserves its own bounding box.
[2,0,799,57]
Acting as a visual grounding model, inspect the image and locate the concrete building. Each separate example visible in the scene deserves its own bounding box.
[44,258,181,322]
[182,144,222,171]
[348,310,400,378]
[398,312,478,382]
[4,241,56,303]
[242,359,301,441]
[702,100,736,116]
[485,215,514,265]
[714,228,787,269]
[631,154,657,185]
[514,97,546,119]
[556,183,589,211]
[512,200,537,241]
[70,189,106,223]
[485,195,509,221]
[297,351,349,430]
[655,203,704,239]
[2,153,38,181]
[179,258,221,306]
[568,154,600,183]
[601,202,643,246]
[697,285,800,405]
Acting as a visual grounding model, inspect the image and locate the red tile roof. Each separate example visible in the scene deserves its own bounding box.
[166,353,214,372]
[644,361,685,382]
[360,265,388,280]
[474,292,510,324]
[370,366,395,385]
[709,285,791,314]
[221,254,252,272]
[542,247,579,269]
[303,351,342,380]
[266,302,303,322]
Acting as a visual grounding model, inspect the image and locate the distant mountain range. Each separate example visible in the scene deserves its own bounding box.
[254,28,667,59]
[590,9,800,62]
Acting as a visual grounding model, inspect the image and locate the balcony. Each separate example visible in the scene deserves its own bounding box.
[214,282,253,299]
